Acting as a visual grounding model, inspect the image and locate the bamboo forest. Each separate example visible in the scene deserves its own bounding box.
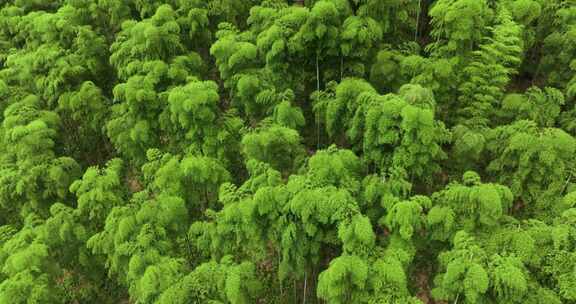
[1,0,576,303]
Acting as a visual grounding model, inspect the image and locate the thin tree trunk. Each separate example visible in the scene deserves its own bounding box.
[316,53,320,91]
[294,280,298,303]
[303,270,308,304]
[279,253,284,298]
[340,55,344,81]
[316,52,321,150]
[203,187,209,211]
[185,233,193,266]
[415,0,422,42]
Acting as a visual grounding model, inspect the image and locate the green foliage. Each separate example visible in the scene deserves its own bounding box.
[354,0,418,42]
[106,57,202,163]
[167,79,226,155]
[384,195,430,240]
[190,146,374,291]
[369,49,410,93]
[317,254,369,303]
[322,78,376,138]
[428,172,514,240]
[109,5,184,79]
[428,0,493,56]
[2,1,576,303]
[353,86,450,181]
[157,256,262,304]
[502,86,565,127]
[400,54,461,123]
[457,9,524,126]
[0,95,80,216]
[142,149,231,212]
[87,193,189,300]
[486,121,576,212]
[432,231,491,303]
[340,15,382,59]
[272,99,306,129]
[537,3,576,88]
[315,78,450,182]
[290,0,351,58]
[0,222,61,304]
[241,123,305,173]
[57,81,109,133]
[69,158,125,227]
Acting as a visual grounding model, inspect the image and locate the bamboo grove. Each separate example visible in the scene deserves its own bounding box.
[0,0,576,303]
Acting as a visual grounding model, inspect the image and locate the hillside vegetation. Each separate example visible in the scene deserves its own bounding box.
[0,0,576,303]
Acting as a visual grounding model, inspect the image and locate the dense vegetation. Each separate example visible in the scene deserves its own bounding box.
[0,0,576,303]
